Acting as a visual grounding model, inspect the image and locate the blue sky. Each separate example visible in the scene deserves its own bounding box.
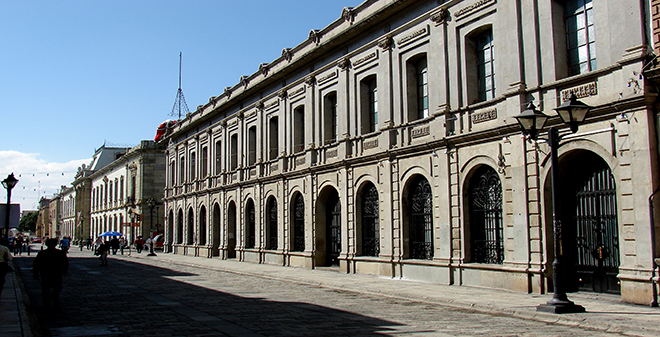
[0,0,362,210]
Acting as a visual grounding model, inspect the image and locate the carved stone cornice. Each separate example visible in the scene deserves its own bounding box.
[337,57,350,70]
[259,63,269,76]
[256,100,264,111]
[342,7,354,23]
[430,8,449,26]
[278,89,288,100]
[240,75,249,88]
[224,87,232,98]
[309,29,320,44]
[378,36,393,50]
[305,75,316,87]
[282,48,293,62]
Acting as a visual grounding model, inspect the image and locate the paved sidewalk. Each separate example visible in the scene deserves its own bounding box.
[113,251,660,337]
[0,260,32,337]
[4,247,660,336]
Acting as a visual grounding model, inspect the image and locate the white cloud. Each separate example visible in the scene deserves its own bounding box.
[0,151,90,211]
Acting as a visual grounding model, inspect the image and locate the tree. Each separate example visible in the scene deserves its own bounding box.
[18,212,38,233]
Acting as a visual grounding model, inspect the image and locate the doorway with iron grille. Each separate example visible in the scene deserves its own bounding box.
[558,150,620,294]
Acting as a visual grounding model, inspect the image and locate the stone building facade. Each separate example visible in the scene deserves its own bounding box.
[35,197,51,239]
[162,0,660,305]
[57,185,76,239]
[88,141,166,243]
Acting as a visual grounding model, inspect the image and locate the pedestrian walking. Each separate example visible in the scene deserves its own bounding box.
[14,236,23,255]
[110,237,120,255]
[86,237,92,250]
[0,238,13,302]
[60,236,70,254]
[98,242,110,266]
[32,238,68,307]
[135,237,145,254]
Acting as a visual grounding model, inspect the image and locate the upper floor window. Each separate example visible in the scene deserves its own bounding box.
[406,55,429,121]
[170,161,176,186]
[360,75,378,134]
[230,134,238,170]
[476,29,495,102]
[566,0,595,75]
[201,146,208,178]
[293,106,305,154]
[323,92,338,144]
[120,176,124,200]
[269,117,279,160]
[248,126,257,166]
[214,141,222,175]
[190,152,196,181]
[179,157,185,184]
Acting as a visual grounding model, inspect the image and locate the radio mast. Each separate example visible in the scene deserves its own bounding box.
[169,52,190,119]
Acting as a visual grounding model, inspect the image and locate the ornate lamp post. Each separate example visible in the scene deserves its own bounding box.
[2,173,18,239]
[146,198,158,256]
[514,93,591,314]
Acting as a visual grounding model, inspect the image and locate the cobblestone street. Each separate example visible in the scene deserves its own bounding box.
[11,247,655,336]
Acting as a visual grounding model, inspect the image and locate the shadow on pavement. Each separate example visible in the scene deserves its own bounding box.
[14,254,403,337]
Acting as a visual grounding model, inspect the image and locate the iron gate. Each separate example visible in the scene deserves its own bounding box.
[327,193,341,265]
[410,177,433,260]
[561,152,621,294]
[362,184,380,257]
[469,166,504,264]
[565,159,620,293]
[293,194,305,252]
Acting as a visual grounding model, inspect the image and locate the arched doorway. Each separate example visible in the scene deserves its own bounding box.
[212,203,220,256]
[199,206,207,246]
[245,199,256,249]
[404,175,433,260]
[177,209,183,244]
[467,165,504,264]
[227,201,237,259]
[266,197,278,250]
[314,187,341,266]
[187,208,194,245]
[292,193,305,252]
[559,151,620,293]
[357,182,379,257]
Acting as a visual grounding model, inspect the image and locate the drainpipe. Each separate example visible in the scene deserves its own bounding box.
[649,188,660,307]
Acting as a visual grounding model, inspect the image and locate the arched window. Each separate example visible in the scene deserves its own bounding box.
[292,194,305,252]
[187,208,194,245]
[408,176,433,260]
[177,209,184,244]
[361,183,379,257]
[267,197,278,250]
[199,206,207,246]
[468,166,503,264]
[245,200,256,249]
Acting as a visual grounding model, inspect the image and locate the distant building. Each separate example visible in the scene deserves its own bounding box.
[161,0,660,306]
[87,141,166,243]
[36,197,51,239]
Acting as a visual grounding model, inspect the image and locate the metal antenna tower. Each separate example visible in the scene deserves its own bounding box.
[169,52,190,119]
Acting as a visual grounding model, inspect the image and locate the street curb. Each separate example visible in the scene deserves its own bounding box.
[10,260,36,337]
[119,254,660,337]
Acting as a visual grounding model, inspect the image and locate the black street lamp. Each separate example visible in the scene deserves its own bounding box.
[147,198,158,256]
[2,173,18,239]
[514,93,591,314]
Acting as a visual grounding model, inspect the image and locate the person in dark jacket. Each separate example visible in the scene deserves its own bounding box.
[110,237,120,255]
[32,238,68,307]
